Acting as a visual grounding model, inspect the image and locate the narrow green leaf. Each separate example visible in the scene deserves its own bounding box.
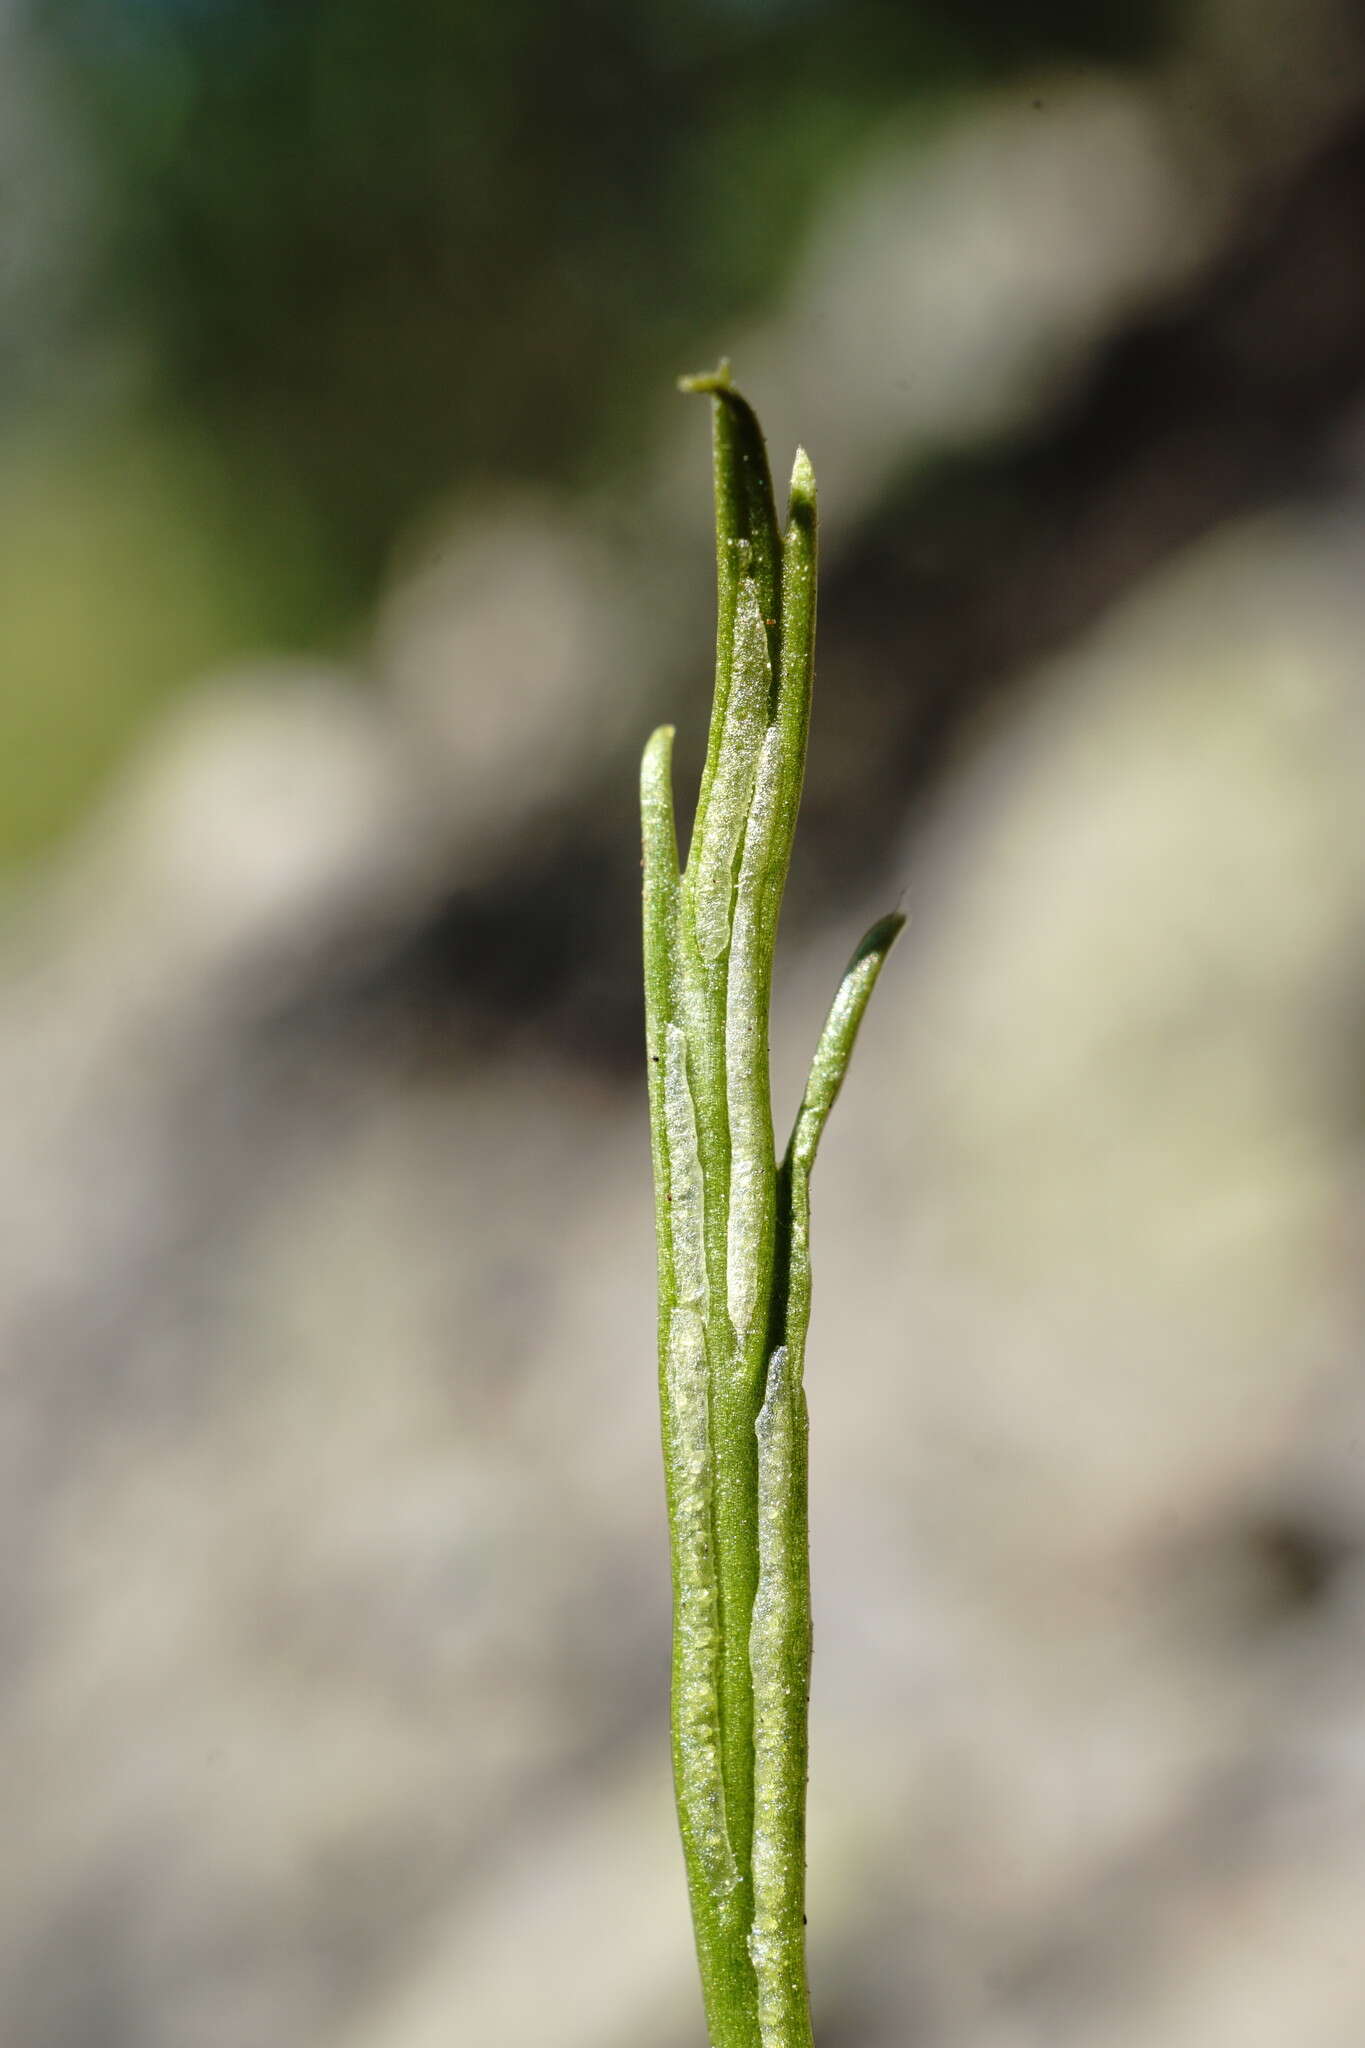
[692,575,772,962]
[748,1340,813,2048]
[725,726,784,1342]
[788,912,906,1183]
[667,1303,741,1900]
[641,722,681,1309]
[680,365,783,878]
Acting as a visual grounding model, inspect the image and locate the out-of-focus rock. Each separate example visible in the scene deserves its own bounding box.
[374,498,659,877]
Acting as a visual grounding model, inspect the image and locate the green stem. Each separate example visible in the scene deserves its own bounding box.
[643,371,902,2046]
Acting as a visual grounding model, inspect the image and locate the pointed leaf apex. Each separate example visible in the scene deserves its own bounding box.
[786,446,817,538]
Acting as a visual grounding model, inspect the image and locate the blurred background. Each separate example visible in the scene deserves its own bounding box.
[3,0,1365,2042]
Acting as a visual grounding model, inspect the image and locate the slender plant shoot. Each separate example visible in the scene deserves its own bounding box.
[642,366,903,2046]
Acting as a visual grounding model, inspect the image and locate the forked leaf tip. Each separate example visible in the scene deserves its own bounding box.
[677,359,734,397]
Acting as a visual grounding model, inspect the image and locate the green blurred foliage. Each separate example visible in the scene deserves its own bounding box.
[0,414,339,863]
[5,0,1174,864]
